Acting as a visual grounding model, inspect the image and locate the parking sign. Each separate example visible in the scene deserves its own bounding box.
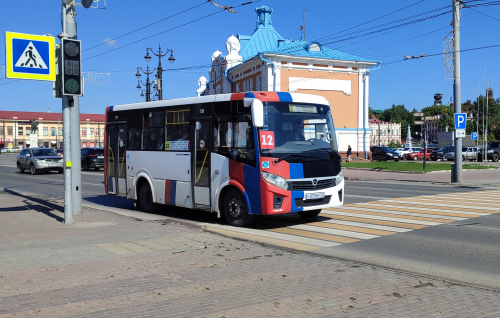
[471,132,478,140]
[454,113,466,130]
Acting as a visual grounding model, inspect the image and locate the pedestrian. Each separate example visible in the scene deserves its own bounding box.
[347,145,352,162]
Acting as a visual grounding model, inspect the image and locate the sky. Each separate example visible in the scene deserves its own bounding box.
[0,0,499,115]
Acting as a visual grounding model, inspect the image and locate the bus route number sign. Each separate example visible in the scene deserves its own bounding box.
[260,131,275,149]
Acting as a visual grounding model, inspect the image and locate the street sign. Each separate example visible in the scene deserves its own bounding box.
[456,129,466,138]
[414,112,423,117]
[414,121,424,125]
[4,32,56,81]
[454,113,466,130]
[471,132,478,140]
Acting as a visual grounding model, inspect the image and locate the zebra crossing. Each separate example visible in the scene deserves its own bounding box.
[204,190,500,251]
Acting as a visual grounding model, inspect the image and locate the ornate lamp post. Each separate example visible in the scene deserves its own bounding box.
[146,44,175,100]
[135,65,155,102]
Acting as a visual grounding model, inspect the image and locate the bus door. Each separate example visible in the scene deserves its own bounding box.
[107,122,127,196]
[192,117,211,210]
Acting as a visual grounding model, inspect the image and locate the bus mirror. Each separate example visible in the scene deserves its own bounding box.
[251,99,264,128]
[243,97,253,107]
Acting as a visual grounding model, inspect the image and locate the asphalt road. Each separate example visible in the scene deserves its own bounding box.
[2,153,500,289]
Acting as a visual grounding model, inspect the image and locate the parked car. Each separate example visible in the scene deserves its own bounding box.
[81,147,104,171]
[16,148,63,175]
[397,147,420,159]
[430,146,453,161]
[478,141,500,162]
[56,149,64,158]
[370,146,400,161]
[1,146,22,153]
[402,148,422,160]
[407,149,433,161]
[443,147,475,161]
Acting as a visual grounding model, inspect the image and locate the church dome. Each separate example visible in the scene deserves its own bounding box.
[211,49,222,60]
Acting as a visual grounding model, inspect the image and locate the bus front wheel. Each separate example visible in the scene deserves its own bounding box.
[224,189,254,227]
[139,182,157,213]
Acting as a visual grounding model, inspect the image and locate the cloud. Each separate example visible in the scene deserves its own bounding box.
[102,38,117,46]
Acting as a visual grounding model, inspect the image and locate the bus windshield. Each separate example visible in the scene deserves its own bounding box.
[259,102,338,160]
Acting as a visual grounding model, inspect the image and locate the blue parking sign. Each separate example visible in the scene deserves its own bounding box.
[471,132,478,140]
[454,113,466,130]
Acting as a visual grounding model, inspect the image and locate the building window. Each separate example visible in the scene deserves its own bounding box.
[51,127,56,136]
[249,78,253,91]
[256,76,261,90]
[43,127,48,136]
[0,127,3,135]
[236,83,240,92]
[18,127,23,136]
[90,128,94,136]
[43,142,49,148]
[7,126,13,135]
[82,128,87,137]
[26,128,31,135]
[58,128,63,136]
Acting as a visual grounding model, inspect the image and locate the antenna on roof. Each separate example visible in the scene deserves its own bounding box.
[299,9,310,41]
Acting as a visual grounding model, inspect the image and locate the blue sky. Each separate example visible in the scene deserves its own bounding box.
[1,0,499,115]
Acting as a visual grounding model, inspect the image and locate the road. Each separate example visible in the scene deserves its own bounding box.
[1,154,500,289]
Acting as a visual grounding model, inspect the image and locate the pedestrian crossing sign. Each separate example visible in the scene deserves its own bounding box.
[4,32,55,81]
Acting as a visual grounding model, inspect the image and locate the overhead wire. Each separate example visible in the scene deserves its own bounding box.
[83,1,209,52]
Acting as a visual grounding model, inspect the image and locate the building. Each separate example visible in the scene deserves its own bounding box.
[0,110,105,149]
[420,93,448,142]
[197,6,379,157]
[368,115,401,146]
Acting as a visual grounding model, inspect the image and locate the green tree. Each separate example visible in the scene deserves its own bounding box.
[388,139,400,148]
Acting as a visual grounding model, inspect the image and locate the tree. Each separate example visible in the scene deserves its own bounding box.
[388,139,400,148]
[378,104,417,139]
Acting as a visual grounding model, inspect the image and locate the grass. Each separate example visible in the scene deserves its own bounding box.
[342,161,497,172]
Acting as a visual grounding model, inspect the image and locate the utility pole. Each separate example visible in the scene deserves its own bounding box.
[452,0,462,183]
[299,9,309,41]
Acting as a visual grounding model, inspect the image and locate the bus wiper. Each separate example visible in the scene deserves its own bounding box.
[274,153,316,164]
[303,148,341,159]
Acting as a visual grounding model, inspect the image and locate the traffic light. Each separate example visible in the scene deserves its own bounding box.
[61,38,82,96]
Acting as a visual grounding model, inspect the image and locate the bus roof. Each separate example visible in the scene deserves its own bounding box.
[109,92,329,112]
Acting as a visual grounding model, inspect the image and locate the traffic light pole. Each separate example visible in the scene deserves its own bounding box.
[60,1,74,223]
[62,0,82,214]
[452,0,463,183]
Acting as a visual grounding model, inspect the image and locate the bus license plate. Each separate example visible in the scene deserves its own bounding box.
[305,192,325,200]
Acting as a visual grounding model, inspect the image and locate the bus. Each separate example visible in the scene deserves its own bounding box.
[104,91,344,226]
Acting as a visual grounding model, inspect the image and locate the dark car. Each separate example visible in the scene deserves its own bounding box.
[81,148,104,171]
[16,148,63,175]
[478,141,500,162]
[430,146,453,161]
[370,146,400,162]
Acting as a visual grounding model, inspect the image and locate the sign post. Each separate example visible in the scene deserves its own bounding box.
[471,132,478,165]
[454,113,466,183]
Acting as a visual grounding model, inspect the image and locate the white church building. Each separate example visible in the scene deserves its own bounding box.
[197,6,380,158]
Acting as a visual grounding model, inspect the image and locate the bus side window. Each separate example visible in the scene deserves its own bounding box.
[215,120,255,167]
[165,108,190,151]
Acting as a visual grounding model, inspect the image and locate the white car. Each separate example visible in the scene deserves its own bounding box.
[396,147,421,159]
[1,146,22,153]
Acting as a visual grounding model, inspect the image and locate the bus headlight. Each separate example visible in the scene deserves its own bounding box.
[335,169,343,184]
[261,171,288,190]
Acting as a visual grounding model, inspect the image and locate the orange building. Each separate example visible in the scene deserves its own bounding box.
[198,6,380,158]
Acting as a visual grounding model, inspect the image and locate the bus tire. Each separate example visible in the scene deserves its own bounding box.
[139,181,157,213]
[298,210,321,218]
[224,188,254,227]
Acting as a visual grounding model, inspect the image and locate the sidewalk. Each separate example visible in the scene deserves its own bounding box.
[0,190,499,317]
[344,167,500,187]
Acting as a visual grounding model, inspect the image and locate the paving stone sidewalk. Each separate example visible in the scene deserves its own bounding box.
[0,190,499,318]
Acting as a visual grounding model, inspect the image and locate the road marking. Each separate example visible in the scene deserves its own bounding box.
[269,223,379,240]
[319,213,427,229]
[344,194,393,200]
[321,210,442,226]
[419,194,500,203]
[268,227,360,243]
[397,198,500,208]
[205,224,341,248]
[305,221,395,236]
[378,199,500,212]
[355,203,488,216]
[322,219,410,233]
[339,205,466,221]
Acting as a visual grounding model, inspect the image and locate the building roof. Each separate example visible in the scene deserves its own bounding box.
[235,6,376,64]
[263,40,375,62]
[0,111,104,122]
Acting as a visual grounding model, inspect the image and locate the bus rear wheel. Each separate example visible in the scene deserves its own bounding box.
[224,189,254,227]
[297,210,321,218]
[139,182,157,213]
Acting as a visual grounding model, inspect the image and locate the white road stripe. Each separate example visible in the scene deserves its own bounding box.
[345,194,391,200]
[320,210,441,226]
[407,197,500,207]
[338,206,466,221]
[352,203,488,216]
[205,224,340,247]
[421,194,500,202]
[378,199,500,211]
[281,224,379,240]
[323,219,411,233]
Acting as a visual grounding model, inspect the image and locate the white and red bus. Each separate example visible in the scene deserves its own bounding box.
[104,91,344,226]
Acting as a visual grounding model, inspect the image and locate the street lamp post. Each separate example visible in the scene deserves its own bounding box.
[136,65,155,102]
[146,44,175,100]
